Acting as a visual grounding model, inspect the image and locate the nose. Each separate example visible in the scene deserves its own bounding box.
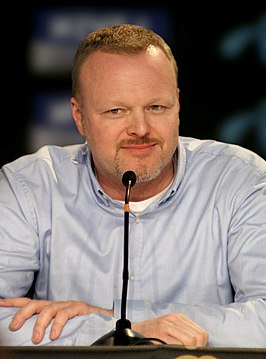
[126,109,150,137]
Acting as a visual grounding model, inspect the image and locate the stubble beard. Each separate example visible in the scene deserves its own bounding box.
[113,137,170,183]
[114,153,167,183]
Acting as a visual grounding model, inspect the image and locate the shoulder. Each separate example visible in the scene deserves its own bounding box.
[1,143,88,182]
[179,136,266,175]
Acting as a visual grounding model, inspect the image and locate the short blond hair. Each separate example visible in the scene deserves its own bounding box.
[71,24,178,99]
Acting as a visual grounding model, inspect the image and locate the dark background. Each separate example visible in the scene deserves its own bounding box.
[1,2,265,168]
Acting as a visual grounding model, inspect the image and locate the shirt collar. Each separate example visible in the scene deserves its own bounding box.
[168,138,187,197]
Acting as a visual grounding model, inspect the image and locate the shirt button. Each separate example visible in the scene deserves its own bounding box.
[130,274,135,281]
[71,159,79,164]
[135,216,141,223]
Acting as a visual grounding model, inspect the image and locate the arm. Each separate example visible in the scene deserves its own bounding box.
[0,298,113,343]
[0,305,116,346]
[127,298,266,347]
[0,298,208,346]
[0,168,39,298]
[0,168,116,346]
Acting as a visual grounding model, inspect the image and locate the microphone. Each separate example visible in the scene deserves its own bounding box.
[120,171,136,324]
[122,170,136,188]
[91,170,151,346]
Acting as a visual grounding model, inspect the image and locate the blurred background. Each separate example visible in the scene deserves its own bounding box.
[1,1,265,167]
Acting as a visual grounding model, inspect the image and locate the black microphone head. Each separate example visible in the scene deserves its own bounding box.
[122,171,137,188]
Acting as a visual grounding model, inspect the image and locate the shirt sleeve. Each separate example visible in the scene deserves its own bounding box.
[0,168,39,298]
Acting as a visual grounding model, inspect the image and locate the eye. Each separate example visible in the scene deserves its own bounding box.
[107,108,122,115]
[149,105,162,111]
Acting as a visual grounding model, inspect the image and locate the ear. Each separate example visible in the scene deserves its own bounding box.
[70,97,85,136]
[176,87,180,113]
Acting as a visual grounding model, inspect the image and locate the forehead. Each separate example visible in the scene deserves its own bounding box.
[80,48,176,85]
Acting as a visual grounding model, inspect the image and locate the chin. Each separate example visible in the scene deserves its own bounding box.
[118,158,164,182]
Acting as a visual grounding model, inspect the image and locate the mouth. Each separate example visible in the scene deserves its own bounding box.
[120,143,158,155]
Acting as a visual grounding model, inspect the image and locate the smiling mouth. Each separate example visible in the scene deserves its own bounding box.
[117,138,162,156]
[120,143,158,155]
[121,143,157,150]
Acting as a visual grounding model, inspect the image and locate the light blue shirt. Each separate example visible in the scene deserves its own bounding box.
[0,136,266,347]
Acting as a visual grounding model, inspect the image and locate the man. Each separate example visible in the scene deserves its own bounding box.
[0,24,266,347]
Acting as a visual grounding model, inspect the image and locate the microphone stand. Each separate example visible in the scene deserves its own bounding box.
[91,171,149,346]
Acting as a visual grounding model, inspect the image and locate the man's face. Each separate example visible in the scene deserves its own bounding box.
[71,47,180,186]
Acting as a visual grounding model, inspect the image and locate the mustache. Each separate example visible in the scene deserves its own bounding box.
[117,138,163,149]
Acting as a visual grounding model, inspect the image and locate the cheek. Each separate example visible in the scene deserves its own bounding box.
[85,123,121,153]
[160,127,179,155]
[159,120,179,143]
